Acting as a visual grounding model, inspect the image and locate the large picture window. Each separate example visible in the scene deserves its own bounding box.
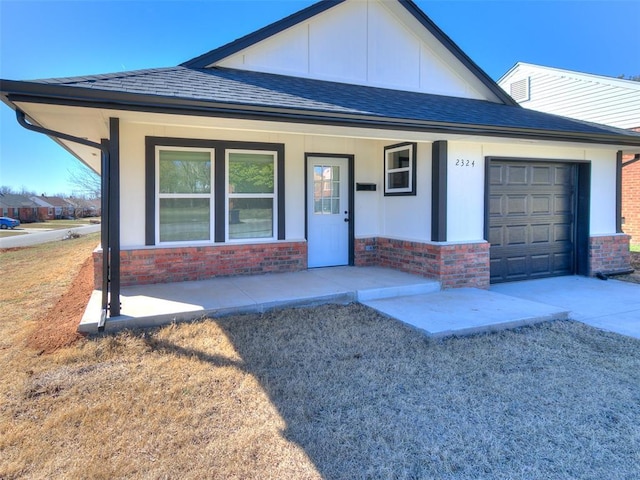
[150,140,283,245]
[156,148,214,243]
[384,142,416,195]
[227,151,276,240]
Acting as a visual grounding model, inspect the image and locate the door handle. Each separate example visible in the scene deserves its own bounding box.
[344,217,350,223]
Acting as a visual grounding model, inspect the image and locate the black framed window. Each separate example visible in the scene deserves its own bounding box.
[145,137,285,245]
[384,142,416,195]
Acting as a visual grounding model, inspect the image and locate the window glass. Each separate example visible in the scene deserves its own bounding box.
[159,150,211,194]
[313,165,340,215]
[388,150,410,170]
[384,143,416,195]
[228,153,274,194]
[159,198,210,242]
[388,171,409,190]
[228,198,273,239]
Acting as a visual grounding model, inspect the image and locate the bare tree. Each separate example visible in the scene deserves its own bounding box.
[68,164,101,199]
[617,74,640,82]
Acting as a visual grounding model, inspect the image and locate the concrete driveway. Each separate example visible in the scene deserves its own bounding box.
[0,224,100,248]
[492,276,640,339]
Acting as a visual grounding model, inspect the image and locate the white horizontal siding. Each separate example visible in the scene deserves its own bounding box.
[499,64,640,129]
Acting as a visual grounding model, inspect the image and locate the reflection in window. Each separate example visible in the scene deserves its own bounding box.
[157,148,214,243]
[313,165,340,215]
[227,151,276,240]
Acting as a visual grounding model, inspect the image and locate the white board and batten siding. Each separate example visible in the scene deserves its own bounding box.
[499,63,640,130]
[216,0,501,102]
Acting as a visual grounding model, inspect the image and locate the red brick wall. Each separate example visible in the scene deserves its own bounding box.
[94,241,307,289]
[622,157,640,245]
[355,237,490,289]
[589,234,631,275]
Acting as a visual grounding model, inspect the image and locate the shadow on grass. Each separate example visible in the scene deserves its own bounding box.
[149,303,640,479]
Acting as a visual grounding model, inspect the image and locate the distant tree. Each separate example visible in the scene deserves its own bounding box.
[0,185,15,194]
[68,164,101,199]
[617,74,640,82]
[19,186,36,196]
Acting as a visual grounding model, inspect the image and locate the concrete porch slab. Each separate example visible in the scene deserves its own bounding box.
[79,266,440,333]
[362,288,569,338]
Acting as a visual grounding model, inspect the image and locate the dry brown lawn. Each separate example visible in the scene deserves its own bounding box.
[617,251,640,284]
[2,236,640,479]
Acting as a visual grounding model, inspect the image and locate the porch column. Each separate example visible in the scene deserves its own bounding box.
[100,139,110,314]
[431,140,447,241]
[108,118,121,316]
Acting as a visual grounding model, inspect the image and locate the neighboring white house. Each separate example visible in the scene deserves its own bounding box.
[2,0,639,321]
[498,62,640,130]
[498,62,640,244]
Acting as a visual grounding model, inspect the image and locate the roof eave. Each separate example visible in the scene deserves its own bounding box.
[3,80,640,148]
[399,0,519,107]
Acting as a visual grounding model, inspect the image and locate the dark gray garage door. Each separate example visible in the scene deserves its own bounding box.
[489,161,576,283]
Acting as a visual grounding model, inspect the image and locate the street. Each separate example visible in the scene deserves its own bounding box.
[0,224,101,248]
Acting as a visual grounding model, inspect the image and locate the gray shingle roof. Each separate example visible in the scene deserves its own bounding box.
[30,66,640,141]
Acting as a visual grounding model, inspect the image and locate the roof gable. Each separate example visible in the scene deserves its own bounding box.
[182,0,515,105]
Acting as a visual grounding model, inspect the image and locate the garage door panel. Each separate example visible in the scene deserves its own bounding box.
[531,224,550,244]
[531,254,551,274]
[489,225,503,246]
[554,166,573,185]
[553,252,573,274]
[532,166,552,184]
[554,194,573,214]
[489,195,503,216]
[505,225,527,245]
[506,165,528,184]
[531,195,551,215]
[490,161,576,283]
[490,165,504,185]
[554,223,572,242]
[506,256,527,279]
[506,195,527,216]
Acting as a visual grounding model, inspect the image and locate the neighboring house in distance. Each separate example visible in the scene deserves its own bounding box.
[31,195,75,219]
[498,62,640,245]
[29,196,56,220]
[0,193,45,222]
[66,197,101,218]
[2,0,640,319]
[32,195,75,218]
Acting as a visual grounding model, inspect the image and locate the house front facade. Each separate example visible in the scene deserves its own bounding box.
[498,62,640,245]
[2,0,639,319]
[0,193,45,223]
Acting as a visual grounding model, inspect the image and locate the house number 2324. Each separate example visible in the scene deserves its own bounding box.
[455,159,475,167]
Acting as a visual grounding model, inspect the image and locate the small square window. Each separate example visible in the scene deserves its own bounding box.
[384,142,416,195]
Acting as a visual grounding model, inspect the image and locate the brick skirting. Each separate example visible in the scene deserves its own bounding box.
[589,234,631,275]
[93,241,307,288]
[355,237,490,289]
[94,234,625,290]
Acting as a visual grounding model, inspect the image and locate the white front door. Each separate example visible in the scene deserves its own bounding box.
[307,156,350,268]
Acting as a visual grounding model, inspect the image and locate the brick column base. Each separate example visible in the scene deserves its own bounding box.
[93,241,307,289]
[355,237,490,289]
[589,234,631,275]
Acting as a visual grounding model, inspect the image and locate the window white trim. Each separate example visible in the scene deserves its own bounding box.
[384,142,416,195]
[155,146,215,245]
[225,149,278,242]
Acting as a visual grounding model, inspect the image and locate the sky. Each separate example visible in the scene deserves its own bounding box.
[1,0,639,196]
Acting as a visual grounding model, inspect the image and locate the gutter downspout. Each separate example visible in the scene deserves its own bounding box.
[622,154,640,168]
[16,109,113,330]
